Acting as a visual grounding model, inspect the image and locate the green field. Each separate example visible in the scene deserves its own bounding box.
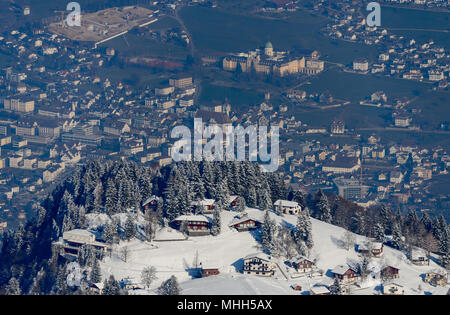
[199,82,265,108]
[302,69,427,102]
[96,64,170,88]
[99,33,189,60]
[180,6,381,64]
[382,6,450,49]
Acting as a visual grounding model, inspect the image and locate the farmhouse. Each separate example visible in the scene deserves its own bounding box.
[357,242,384,257]
[274,199,302,214]
[243,253,277,277]
[142,195,160,214]
[228,213,262,231]
[310,285,330,295]
[290,256,314,273]
[331,265,360,284]
[55,229,110,260]
[200,263,220,277]
[381,266,400,280]
[382,282,404,295]
[191,199,215,214]
[424,271,448,287]
[410,248,428,266]
[171,215,211,236]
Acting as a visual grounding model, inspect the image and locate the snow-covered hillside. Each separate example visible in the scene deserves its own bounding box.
[99,208,449,295]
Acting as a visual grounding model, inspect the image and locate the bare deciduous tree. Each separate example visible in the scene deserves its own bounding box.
[342,230,356,251]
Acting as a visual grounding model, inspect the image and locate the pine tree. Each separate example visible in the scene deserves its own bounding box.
[373,223,385,243]
[157,275,180,295]
[90,259,102,283]
[4,277,21,295]
[124,215,136,240]
[316,190,332,223]
[329,278,342,295]
[261,211,275,254]
[294,208,313,249]
[102,275,121,295]
[211,208,221,236]
[391,223,405,250]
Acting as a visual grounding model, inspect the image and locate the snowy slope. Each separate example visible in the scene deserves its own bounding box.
[100,208,449,295]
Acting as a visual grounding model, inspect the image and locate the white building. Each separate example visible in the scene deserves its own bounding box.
[274,200,302,214]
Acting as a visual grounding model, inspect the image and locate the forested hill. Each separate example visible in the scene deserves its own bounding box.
[0,160,288,294]
[0,160,448,295]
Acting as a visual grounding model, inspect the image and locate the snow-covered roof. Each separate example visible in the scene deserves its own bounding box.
[243,253,272,262]
[290,255,313,264]
[172,215,209,223]
[154,227,187,241]
[331,264,355,275]
[142,195,160,206]
[227,195,240,203]
[191,199,215,206]
[411,248,427,260]
[310,286,330,294]
[274,200,299,208]
[228,214,261,227]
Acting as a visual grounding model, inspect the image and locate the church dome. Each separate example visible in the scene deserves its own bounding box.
[265,41,273,49]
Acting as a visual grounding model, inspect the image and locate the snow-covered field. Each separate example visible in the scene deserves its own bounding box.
[99,209,449,295]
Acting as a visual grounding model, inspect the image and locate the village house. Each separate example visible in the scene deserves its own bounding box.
[88,282,104,295]
[410,248,428,266]
[54,229,110,260]
[424,271,448,287]
[357,241,384,257]
[171,215,211,236]
[310,285,330,295]
[382,282,404,295]
[228,213,262,232]
[242,253,277,277]
[290,256,314,274]
[191,199,215,214]
[227,195,245,209]
[274,199,302,214]
[331,265,360,285]
[200,263,220,278]
[141,195,161,214]
[381,266,400,280]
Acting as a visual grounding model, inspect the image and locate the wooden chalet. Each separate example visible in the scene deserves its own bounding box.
[290,256,314,273]
[201,263,220,277]
[191,199,215,214]
[243,253,277,277]
[310,286,330,295]
[228,195,245,209]
[228,214,262,232]
[142,195,160,214]
[331,265,360,284]
[381,266,400,280]
[171,215,211,236]
[424,271,448,287]
[357,241,384,257]
[410,248,428,266]
[382,282,404,295]
[274,199,302,214]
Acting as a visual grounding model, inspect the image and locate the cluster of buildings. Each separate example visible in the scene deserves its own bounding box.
[205,42,324,77]
[320,1,449,86]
